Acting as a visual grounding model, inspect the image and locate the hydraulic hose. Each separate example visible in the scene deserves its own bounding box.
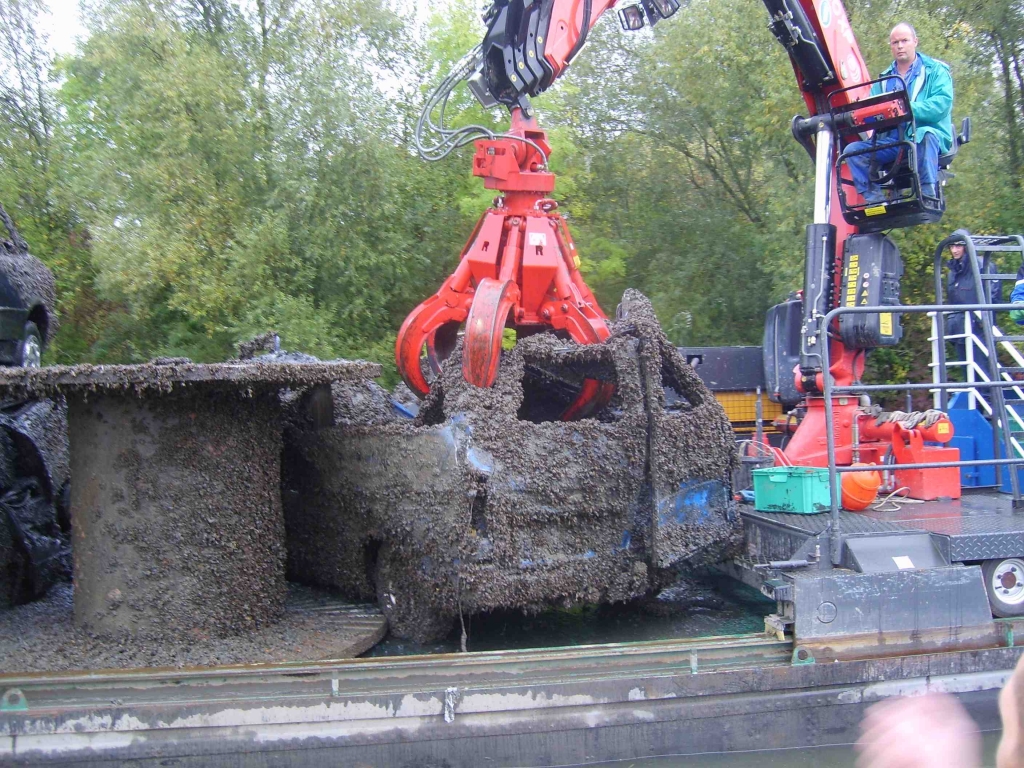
[566,0,593,64]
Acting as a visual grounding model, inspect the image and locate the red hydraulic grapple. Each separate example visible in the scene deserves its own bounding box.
[396,109,614,419]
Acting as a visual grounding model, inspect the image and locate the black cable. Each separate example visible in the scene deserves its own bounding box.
[852,349,866,386]
[566,0,592,64]
[414,0,599,165]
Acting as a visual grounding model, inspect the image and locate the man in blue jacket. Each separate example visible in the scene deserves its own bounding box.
[946,240,1001,362]
[846,23,954,203]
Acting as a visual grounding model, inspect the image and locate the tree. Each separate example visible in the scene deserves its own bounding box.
[55,0,476,372]
[0,0,106,362]
[3,0,1023,375]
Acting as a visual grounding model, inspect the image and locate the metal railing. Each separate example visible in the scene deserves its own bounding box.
[930,311,1024,458]
[931,232,1019,494]
[821,300,1024,565]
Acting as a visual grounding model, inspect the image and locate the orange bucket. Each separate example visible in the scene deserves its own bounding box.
[842,464,881,511]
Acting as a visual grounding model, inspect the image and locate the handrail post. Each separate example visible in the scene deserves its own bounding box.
[930,311,941,409]
[966,311,977,410]
[821,330,841,567]
[934,239,950,410]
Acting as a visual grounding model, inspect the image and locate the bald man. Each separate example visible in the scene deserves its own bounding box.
[846,23,955,204]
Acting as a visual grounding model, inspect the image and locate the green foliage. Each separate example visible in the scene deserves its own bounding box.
[0,0,1019,396]
[44,0,475,364]
[545,0,805,343]
[0,0,105,362]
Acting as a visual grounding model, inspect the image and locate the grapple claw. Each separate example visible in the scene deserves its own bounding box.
[396,108,617,417]
[395,292,468,397]
[427,322,461,377]
[562,379,615,422]
[463,278,520,389]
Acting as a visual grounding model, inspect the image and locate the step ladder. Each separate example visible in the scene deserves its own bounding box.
[930,234,1024,500]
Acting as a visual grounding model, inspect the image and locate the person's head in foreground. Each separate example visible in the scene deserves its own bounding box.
[998,652,1024,768]
[856,651,1024,767]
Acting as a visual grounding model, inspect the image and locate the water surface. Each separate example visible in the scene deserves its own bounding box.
[366,575,772,657]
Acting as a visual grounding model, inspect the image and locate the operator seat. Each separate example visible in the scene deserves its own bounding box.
[865,116,971,229]
[831,76,970,234]
[939,116,972,176]
[876,117,971,178]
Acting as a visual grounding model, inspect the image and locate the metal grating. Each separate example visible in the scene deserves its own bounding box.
[743,490,1024,562]
[949,535,1024,561]
[742,508,904,536]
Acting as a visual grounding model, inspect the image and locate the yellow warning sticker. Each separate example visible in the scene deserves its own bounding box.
[573,254,581,268]
[845,253,859,307]
[937,422,951,436]
[865,204,888,216]
[880,313,893,336]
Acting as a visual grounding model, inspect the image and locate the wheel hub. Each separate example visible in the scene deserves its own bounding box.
[994,559,1024,605]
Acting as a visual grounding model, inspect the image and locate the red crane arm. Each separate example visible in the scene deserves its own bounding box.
[401,0,905,416]
[784,0,872,111]
[478,0,872,117]
[541,0,619,80]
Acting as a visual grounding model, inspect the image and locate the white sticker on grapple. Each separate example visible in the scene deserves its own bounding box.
[893,556,915,570]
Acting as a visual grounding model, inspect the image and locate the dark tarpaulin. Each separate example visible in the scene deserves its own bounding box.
[1,477,69,603]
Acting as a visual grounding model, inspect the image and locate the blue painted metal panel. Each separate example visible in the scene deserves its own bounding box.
[947,394,997,487]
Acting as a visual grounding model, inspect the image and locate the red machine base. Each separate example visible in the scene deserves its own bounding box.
[784,397,961,501]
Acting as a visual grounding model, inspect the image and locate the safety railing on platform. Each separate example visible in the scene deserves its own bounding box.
[931,232,1024,496]
[929,234,1024,440]
[929,311,1024,460]
[929,233,1024,417]
[815,233,1024,564]
[822,300,1024,564]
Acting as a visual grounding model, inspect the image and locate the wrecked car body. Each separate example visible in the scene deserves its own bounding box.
[0,203,57,367]
[284,291,741,641]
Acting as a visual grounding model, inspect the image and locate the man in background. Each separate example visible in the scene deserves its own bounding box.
[1009,264,1024,327]
[946,239,1002,365]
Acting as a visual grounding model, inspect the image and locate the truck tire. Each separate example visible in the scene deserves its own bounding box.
[982,558,1024,617]
[17,322,41,368]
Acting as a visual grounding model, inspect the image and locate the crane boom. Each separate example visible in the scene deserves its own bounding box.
[400,0,954,470]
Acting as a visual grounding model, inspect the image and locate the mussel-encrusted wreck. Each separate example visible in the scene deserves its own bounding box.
[285,291,741,641]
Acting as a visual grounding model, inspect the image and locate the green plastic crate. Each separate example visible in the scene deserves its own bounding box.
[752,466,831,514]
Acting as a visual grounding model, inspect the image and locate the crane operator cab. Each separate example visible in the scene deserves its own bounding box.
[830,77,971,233]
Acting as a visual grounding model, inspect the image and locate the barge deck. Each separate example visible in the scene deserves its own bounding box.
[7,491,1024,766]
[743,489,1024,563]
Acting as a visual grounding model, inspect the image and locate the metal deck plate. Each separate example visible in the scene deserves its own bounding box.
[742,490,1024,561]
[742,508,904,535]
